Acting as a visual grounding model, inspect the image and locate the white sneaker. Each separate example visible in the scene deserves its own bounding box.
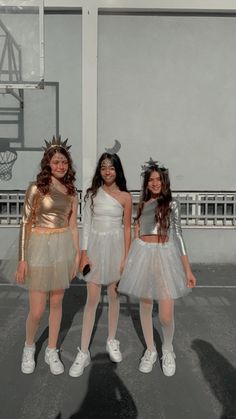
[139,349,157,373]
[21,344,36,374]
[45,347,64,375]
[69,348,90,377]
[106,339,122,363]
[162,349,176,377]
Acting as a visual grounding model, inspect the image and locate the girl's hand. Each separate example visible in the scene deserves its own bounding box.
[15,261,28,283]
[72,253,80,279]
[186,271,197,288]
[79,252,91,273]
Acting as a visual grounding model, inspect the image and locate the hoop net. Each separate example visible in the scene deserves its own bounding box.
[0,149,17,181]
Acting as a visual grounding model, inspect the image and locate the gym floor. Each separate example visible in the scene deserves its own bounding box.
[0,264,235,419]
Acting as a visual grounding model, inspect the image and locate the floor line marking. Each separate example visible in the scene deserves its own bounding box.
[0,284,236,289]
[196,285,236,288]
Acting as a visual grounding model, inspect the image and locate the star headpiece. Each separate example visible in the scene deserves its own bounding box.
[42,136,71,153]
[141,157,168,177]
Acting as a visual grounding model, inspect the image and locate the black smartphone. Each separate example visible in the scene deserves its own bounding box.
[83,264,91,276]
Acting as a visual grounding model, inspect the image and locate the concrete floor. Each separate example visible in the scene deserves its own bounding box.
[0,264,235,419]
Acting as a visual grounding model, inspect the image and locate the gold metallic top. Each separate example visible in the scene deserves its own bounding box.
[19,182,74,261]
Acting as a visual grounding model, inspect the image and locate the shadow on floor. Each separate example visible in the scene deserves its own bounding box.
[192,339,236,419]
[66,352,137,419]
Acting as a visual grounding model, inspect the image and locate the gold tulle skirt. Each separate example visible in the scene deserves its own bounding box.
[24,227,76,292]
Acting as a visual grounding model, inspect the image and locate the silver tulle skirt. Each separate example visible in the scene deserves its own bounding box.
[84,227,124,285]
[118,238,190,300]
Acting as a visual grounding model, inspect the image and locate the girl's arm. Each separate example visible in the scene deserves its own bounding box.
[79,196,92,272]
[16,182,38,283]
[172,199,196,288]
[181,255,197,288]
[134,219,140,238]
[69,194,80,278]
[171,199,187,256]
[123,193,132,257]
[120,192,132,273]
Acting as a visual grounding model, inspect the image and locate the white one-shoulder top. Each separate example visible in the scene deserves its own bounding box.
[82,187,123,249]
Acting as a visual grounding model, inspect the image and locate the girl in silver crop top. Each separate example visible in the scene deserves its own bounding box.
[69,153,132,378]
[118,158,196,377]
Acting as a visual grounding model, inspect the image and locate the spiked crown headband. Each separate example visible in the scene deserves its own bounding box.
[42,136,71,154]
[141,158,168,177]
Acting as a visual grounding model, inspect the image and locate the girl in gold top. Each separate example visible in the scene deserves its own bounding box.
[16,137,80,375]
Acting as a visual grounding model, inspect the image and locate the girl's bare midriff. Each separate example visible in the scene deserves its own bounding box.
[140,235,169,244]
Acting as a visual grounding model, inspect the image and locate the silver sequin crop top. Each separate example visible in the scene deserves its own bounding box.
[139,199,187,256]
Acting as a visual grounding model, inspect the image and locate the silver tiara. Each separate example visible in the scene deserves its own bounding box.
[141,157,168,177]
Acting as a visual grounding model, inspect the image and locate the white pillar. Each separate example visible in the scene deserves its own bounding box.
[82,4,98,192]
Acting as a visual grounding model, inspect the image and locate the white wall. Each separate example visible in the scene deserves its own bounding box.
[98,14,236,190]
[1,10,236,192]
[1,226,236,264]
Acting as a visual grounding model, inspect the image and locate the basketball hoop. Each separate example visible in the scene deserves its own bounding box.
[0,149,17,181]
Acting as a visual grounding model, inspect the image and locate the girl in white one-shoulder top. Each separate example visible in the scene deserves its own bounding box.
[69,153,132,378]
[118,158,196,376]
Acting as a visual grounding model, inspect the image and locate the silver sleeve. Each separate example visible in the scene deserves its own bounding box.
[171,199,187,256]
[81,196,92,250]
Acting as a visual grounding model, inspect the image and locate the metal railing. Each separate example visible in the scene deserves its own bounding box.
[0,190,83,226]
[132,191,236,227]
[0,190,235,227]
[174,192,236,227]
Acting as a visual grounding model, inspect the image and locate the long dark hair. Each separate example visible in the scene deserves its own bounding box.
[85,153,128,209]
[36,146,76,195]
[137,167,172,235]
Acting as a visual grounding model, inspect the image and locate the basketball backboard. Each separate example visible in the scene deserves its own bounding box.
[0,0,44,89]
[0,82,59,151]
[0,81,59,180]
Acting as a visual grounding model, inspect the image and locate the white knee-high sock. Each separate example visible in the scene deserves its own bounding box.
[160,317,175,352]
[108,297,120,340]
[139,300,156,352]
[159,299,175,352]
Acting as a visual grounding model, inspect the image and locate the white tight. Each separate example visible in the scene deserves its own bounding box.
[139,298,175,352]
[81,281,120,353]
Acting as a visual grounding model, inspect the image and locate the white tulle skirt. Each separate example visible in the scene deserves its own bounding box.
[118,238,190,301]
[84,227,124,285]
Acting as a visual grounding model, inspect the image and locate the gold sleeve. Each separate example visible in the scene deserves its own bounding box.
[18,183,39,261]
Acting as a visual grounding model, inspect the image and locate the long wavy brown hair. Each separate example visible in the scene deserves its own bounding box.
[137,167,172,235]
[84,153,128,212]
[36,147,76,195]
